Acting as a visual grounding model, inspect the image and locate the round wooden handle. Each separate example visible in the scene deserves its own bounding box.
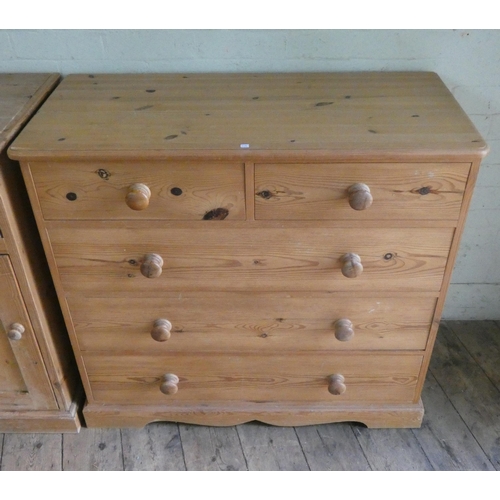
[334,319,354,341]
[347,183,373,211]
[160,373,179,395]
[340,253,363,278]
[126,183,151,211]
[328,374,346,395]
[151,319,172,342]
[140,253,164,279]
[8,323,25,340]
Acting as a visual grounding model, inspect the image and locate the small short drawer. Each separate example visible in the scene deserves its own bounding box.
[28,161,246,220]
[255,163,470,221]
[70,292,437,352]
[83,352,423,405]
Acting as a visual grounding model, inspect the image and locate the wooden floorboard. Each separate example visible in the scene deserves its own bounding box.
[121,423,185,471]
[353,426,434,471]
[430,322,500,470]
[295,423,371,471]
[62,428,123,471]
[237,422,309,471]
[0,320,498,471]
[1,433,62,471]
[179,424,247,471]
[413,372,495,470]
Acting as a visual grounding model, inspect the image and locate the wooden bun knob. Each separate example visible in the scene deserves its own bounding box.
[334,319,354,342]
[328,374,346,395]
[160,373,179,395]
[347,183,373,211]
[140,253,164,279]
[126,183,151,211]
[340,253,363,278]
[8,323,25,340]
[151,319,172,342]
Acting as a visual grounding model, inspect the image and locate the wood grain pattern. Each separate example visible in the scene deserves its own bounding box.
[82,352,423,404]
[0,74,60,150]
[236,423,309,471]
[0,256,56,411]
[8,73,487,161]
[415,371,495,470]
[2,320,498,469]
[121,423,186,471]
[82,400,425,429]
[0,74,81,432]
[0,433,62,471]
[30,160,246,220]
[10,73,487,429]
[255,163,470,221]
[69,293,437,352]
[62,428,123,471]
[179,424,247,471]
[430,323,500,469]
[353,426,434,471]
[47,225,454,293]
[294,423,371,470]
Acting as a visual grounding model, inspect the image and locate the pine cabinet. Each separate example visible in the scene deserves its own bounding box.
[0,74,81,432]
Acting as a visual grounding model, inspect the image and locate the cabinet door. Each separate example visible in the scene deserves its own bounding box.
[0,255,57,410]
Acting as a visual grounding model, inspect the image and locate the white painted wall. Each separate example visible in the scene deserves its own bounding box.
[1,29,499,319]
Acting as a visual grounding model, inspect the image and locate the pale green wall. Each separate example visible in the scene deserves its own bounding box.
[1,29,499,319]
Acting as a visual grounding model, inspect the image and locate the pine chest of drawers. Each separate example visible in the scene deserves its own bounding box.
[9,72,488,428]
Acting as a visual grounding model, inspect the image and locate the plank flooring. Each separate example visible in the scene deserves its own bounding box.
[1,320,499,471]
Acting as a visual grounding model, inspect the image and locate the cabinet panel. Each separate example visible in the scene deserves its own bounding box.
[0,256,57,410]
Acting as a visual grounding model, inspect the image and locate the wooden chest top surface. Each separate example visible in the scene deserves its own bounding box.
[0,73,60,152]
[8,72,488,162]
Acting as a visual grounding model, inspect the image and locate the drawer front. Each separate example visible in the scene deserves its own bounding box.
[255,163,470,221]
[70,293,437,352]
[48,224,454,293]
[29,161,246,220]
[83,352,423,404]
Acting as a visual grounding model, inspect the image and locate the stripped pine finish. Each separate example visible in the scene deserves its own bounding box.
[0,321,498,471]
[0,73,81,432]
[8,73,488,428]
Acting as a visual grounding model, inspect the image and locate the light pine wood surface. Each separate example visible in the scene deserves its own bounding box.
[0,73,81,432]
[8,73,487,161]
[9,72,487,429]
[0,321,498,471]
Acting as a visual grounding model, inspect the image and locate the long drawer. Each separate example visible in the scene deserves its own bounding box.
[28,161,246,220]
[255,163,470,221]
[83,352,423,404]
[69,293,437,352]
[48,224,454,293]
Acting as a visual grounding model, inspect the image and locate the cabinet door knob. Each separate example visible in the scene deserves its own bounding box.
[340,253,363,278]
[160,373,180,395]
[334,319,354,341]
[151,319,172,342]
[126,183,151,211]
[347,183,373,211]
[327,374,346,395]
[8,323,25,340]
[140,253,164,278]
